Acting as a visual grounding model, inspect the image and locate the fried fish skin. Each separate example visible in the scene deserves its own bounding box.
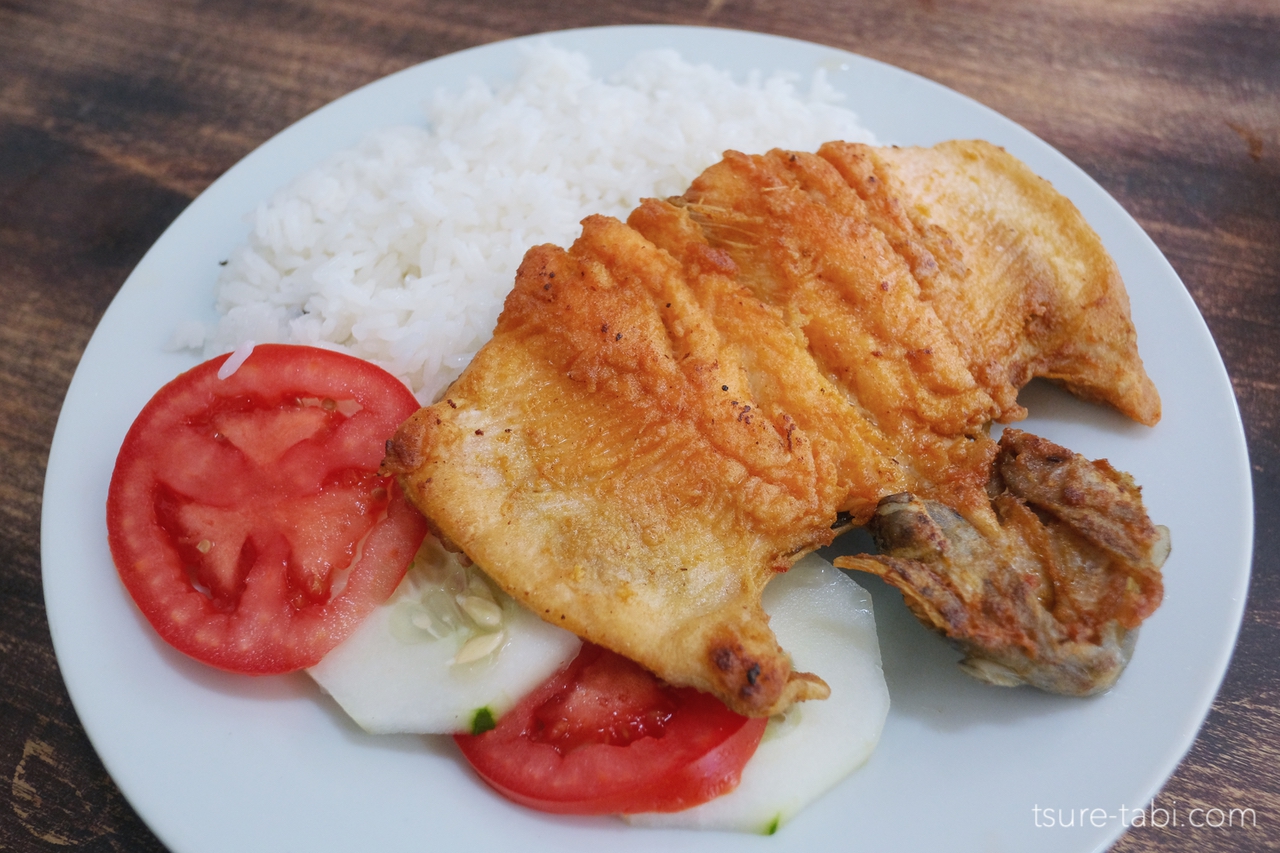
[818,140,1161,427]
[383,214,850,717]
[668,147,1002,516]
[626,195,907,526]
[668,141,1160,503]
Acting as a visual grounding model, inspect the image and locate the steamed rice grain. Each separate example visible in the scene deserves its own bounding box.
[195,43,874,401]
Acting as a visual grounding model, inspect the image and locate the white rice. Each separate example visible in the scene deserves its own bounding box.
[190,42,874,402]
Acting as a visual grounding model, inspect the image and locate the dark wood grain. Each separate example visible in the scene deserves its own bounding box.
[2,1,1276,850]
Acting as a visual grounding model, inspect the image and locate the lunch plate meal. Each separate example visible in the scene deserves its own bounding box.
[41,24,1251,853]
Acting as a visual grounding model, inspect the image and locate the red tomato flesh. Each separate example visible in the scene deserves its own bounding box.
[107,344,427,674]
[454,643,767,815]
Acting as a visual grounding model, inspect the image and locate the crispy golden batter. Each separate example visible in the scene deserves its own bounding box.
[821,141,1160,426]
[385,141,1165,711]
[659,147,998,516]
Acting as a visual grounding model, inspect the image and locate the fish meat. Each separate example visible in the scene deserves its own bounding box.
[835,430,1167,696]
[383,140,1165,713]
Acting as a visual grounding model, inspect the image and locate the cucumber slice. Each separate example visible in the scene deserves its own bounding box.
[308,538,581,734]
[624,554,889,833]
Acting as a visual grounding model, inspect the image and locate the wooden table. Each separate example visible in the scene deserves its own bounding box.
[2,2,1275,851]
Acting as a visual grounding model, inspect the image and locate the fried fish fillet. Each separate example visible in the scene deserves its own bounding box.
[384,214,847,716]
[384,140,1164,712]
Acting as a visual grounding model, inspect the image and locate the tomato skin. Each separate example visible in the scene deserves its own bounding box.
[107,344,427,674]
[454,644,767,815]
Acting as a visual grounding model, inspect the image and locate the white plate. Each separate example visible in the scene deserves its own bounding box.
[42,24,1252,853]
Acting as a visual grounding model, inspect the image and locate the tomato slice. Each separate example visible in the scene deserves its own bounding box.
[454,643,767,814]
[107,344,428,674]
